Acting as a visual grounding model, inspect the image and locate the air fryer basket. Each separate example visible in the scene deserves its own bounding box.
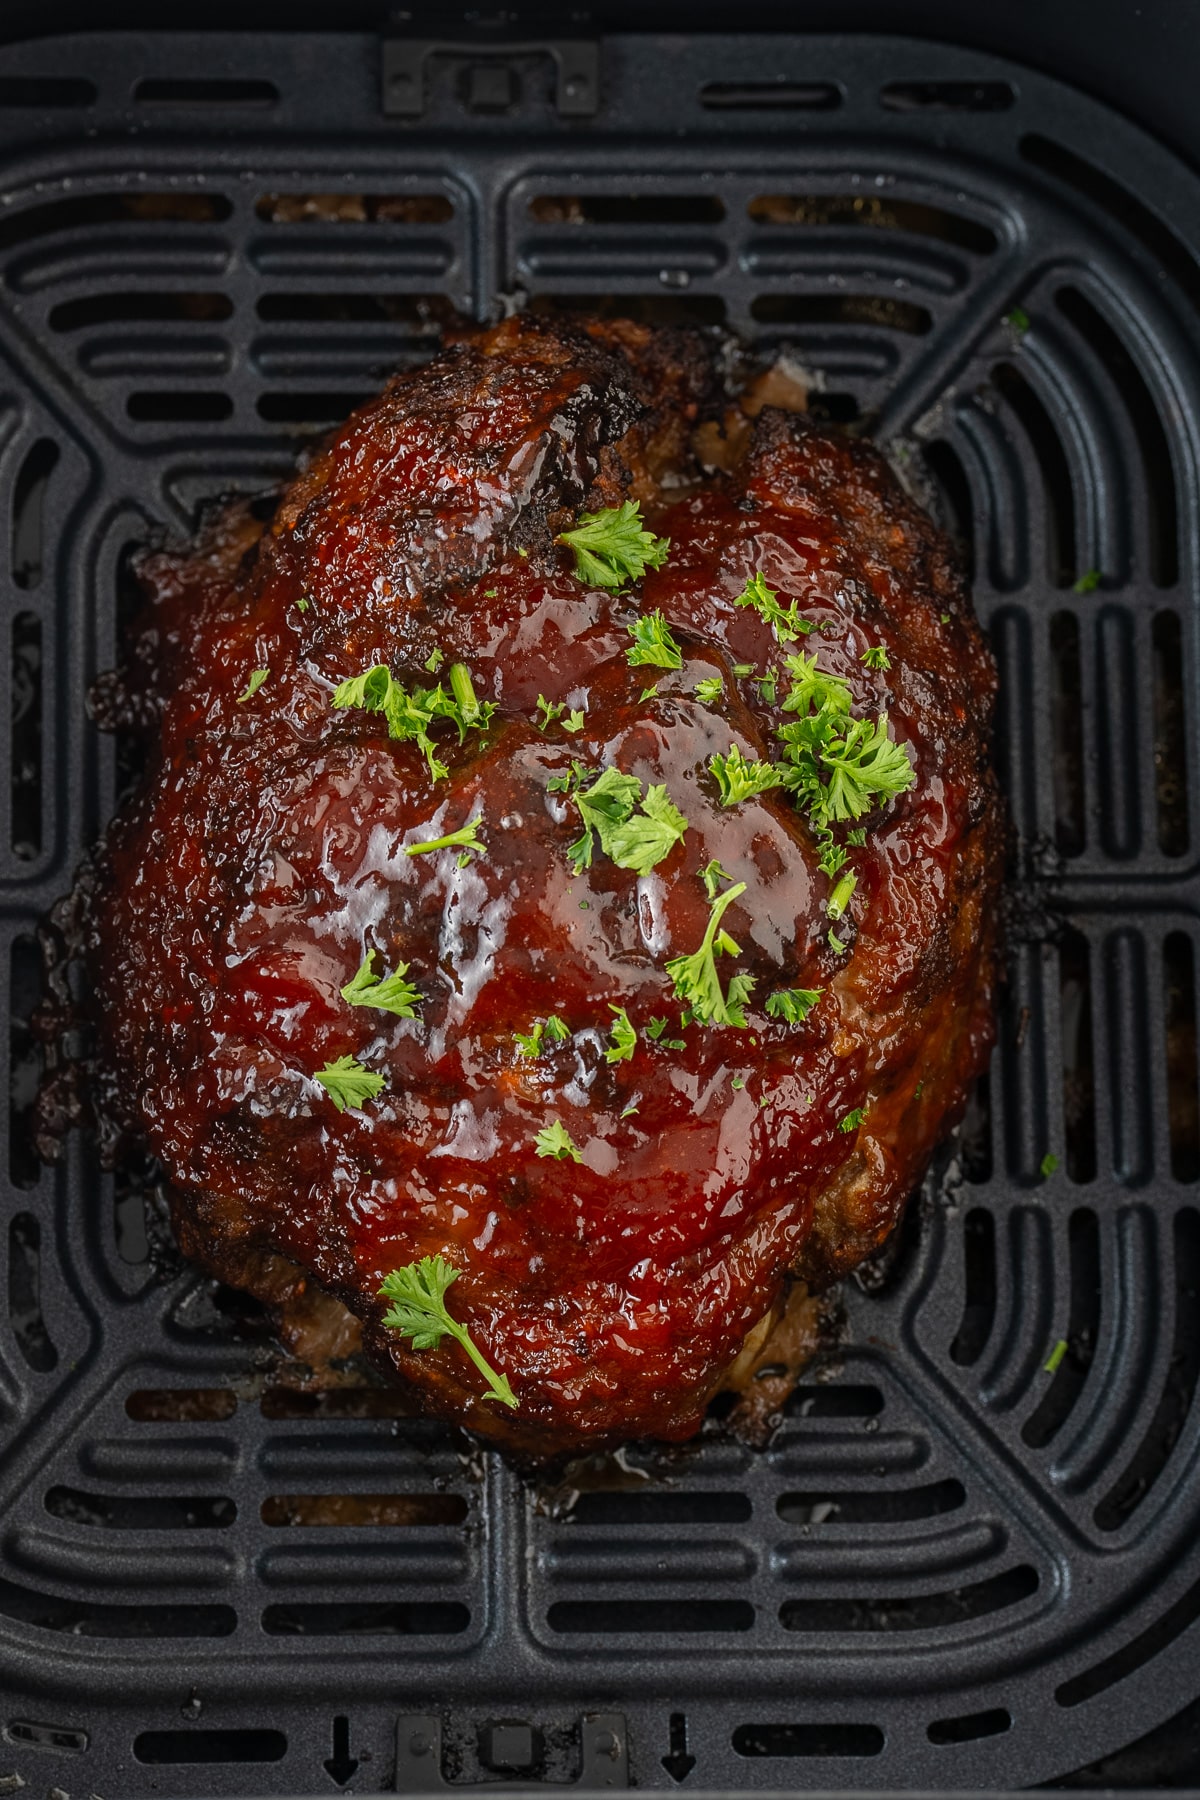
[2,22,1200,1796]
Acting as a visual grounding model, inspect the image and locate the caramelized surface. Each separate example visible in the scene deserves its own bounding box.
[54,315,1002,1456]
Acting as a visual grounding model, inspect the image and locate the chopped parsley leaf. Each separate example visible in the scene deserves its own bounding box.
[754,671,779,706]
[1044,1336,1069,1374]
[626,609,683,670]
[545,1015,570,1043]
[563,708,586,733]
[558,501,670,591]
[1005,305,1031,333]
[315,1054,386,1113]
[709,743,783,806]
[664,879,754,1029]
[1073,568,1101,593]
[646,1017,668,1041]
[515,1015,570,1058]
[1041,1151,1059,1177]
[828,928,848,955]
[606,1006,637,1064]
[536,694,564,731]
[838,1107,865,1134]
[860,644,891,671]
[296,596,310,614]
[732,662,755,677]
[765,986,823,1025]
[379,1255,516,1409]
[341,950,422,1017]
[694,675,724,704]
[700,858,734,900]
[425,647,445,673]
[733,569,814,643]
[564,766,687,876]
[535,1118,583,1162]
[237,669,269,702]
[640,682,660,702]
[405,813,485,859]
[332,660,495,783]
[846,827,867,847]
[826,870,857,920]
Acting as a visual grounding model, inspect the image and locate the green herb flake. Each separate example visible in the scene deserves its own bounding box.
[425,647,445,673]
[296,596,310,614]
[709,743,783,807]
[564,709,586,733]
[860,644,891,671]
[732,662,755,677]
[558,501,670,592]
[826,870,858,921]
[838,1107,866,1134]
[754,671,779,706]
[1041,1151,1060,1178]
[700,858,734,901]
[341,949,423,1018]
[640,682,661,702]
[828,928,848,955]
[846,827,867,847]
[1005,305,1031,333]
[315,1053,386,1113]
[536,694,564,731]
[665,879,754,1029]
[565,766,687,877]
[733,569,814,643]
[646,1017,668,1042]
[626,609,683,671]
[914,1080,924,1099]
[1073,568,1101,593]
[606,1006,638,1064]
[379,1254,517,1409]
[237,668,269,703]
[1044,1336,1069,1375]
[545,1015,570,1043]
[731,1076,746,1090]
[694,675,724,705]
[765,986,823,1025]
[484,587,498,598]
[332,660,496,783]
[621,1102,640,1119]
[940,612,951,624]
[405,813,486,860]
[535,1118,583,1163]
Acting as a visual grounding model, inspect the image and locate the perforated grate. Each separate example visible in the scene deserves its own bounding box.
[2,24,1200,1796]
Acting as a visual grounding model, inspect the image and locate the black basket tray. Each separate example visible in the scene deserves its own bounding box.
[3,21,1200,1797]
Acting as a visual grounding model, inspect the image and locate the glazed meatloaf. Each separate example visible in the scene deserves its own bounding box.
[40,313,1003,1457]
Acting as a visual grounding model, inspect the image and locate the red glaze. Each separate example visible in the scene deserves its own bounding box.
[56,316,1003,1456]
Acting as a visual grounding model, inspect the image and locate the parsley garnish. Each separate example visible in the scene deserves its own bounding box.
[1073,568,1101,593]
[315,1054,386,1113]
[296,596,310,614]
[765,987,823,1024]
[237,669,269,702]
[734,570,814,643]
[694,675,724,704]
[379,1255,516,1409]
[535,1118,583,1162]
[626,610,683,671]
[733,662,755,677]
[606,1006,637,1064]
[563,708,586,732]
[563,766,687,876]
[332,660,496,782]
[754,671,779,707]
[700,858,734,900]
[558,501,670,591]
[839,1107,865,1134]
[515,1016,570,1058]
[640,682,660,702]
[846,827,867,847]
[1005,305,1031,334]
[861,645,891,671]
[828,928,848,955]
[776,649,914,828]
[1041,1151,1059,1177]
[826,871,857,920]
[665,879,754,1029]
[405,814,485,860]
[536,694,564,731]
[709,743,783,806]
[341,950,422,1017]
[1044,1336,1069,1374]
[424,647,445,673]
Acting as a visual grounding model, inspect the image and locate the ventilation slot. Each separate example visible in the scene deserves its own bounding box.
[1059,931,1096,1181]
[547,1600,754,1634]
[4,1720,89,1752]
[951,1210,997,1365]
[923,440,975,579]
[260,1493,466,1527]
[732,1723,884,1757]
[257,192,453,224]
[750,294,931,333]
[960,1074,994,1185]
[261,1600,469,1635]
[257,392,368,425]
[10,609,42,860]
[927,1708,1011,1745]
[784,1385,884,1419]
[780,1565,1038,1631]
[748,193,996,254]
[1095,1209,1200,1529]
[11,440,58,590]
[529,194,724,224]
[1055,285,1178,586]
[880,81,1015,112]
[126,1388,237,1422]
[564,1491,751,1526]
[9,935,43,1189]
[133,78,278,106]
[1022,1209,1101,1447]
[7,1212,56,1371]
[777,1481,965,1526]
[994,363,1075,586]
[255,293,446,325]
[135,1730,286,1764]
[260,1384,413,1419]
[1106,930,1154,1186]
[1057,1564,1200,1706]
[0,78,95,107]
[49,294,233,331]
[0,1576,234,1637]
[1152,611,1189,855]
[45,1485,236,1530]
[1049,612,1085,855]
[700,82,840,111]
[126,392,233,423]
[527,294,726,327]
[1164,933,1200,1181]
[1097,605,1141,857]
